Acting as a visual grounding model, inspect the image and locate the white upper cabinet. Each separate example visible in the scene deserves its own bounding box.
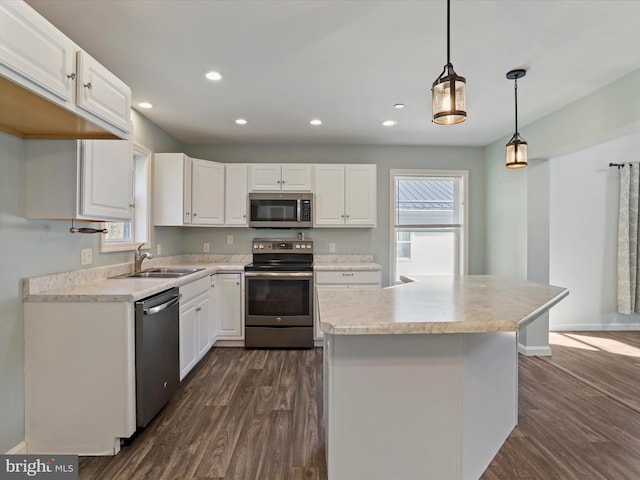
[224,164,248,226]
[314,164,376,227]
[0,0,75,104]
[80,140,133,220]
[154,154,224,226]
[75,50,131,135]
[0,1,131,139]
[249,164,312,191]
[25,139,133,221]
[191,158,224,225]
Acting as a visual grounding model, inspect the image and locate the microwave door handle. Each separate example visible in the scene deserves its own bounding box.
[297,199,301,222]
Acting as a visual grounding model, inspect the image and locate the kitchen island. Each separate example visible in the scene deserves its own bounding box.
[318,275,568,480]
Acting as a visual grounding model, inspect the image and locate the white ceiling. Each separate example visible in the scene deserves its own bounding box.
[26,0,640,147]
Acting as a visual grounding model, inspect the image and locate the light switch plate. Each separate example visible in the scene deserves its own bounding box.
[156,244,162,255]
[227,234,234,245]
[203,242,210,253]
[329,242,336,253]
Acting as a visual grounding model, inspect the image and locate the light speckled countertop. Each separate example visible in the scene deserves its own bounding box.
[23,254,381,303]
[318,275,568,335]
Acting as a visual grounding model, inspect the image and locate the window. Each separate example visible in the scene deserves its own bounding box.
[101,143,151,252]
[390,170,467,283]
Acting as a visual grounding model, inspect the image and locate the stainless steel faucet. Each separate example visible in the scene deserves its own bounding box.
[134,243,153,272]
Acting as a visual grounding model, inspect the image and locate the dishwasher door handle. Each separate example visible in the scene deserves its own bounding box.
[144,294,182,315]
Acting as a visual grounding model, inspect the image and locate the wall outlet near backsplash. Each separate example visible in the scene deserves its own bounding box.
[227,235,234,245]
[81,248,92,265]
[156,244,162,255]
[329,243,336,253]
[203,243,210,253]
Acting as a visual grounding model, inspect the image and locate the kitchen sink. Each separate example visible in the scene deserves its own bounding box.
[110,267,205,279]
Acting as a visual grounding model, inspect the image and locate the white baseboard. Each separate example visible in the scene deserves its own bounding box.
[551,324,640,331]
[517,342,552,356]
[5,441,26,454]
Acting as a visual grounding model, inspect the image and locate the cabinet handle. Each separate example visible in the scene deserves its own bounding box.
[185,212,190,216]
[193,213,198,217]
[196,306,202,312]
[342,273,355,276]
[84,82,93,90]
[67,73,77,80]
[277,180,281,184]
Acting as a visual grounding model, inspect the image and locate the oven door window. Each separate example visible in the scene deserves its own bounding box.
[251,199,298,222]
[247,278,310,317]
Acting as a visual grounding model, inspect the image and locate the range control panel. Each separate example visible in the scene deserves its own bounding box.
[252,239,313,253]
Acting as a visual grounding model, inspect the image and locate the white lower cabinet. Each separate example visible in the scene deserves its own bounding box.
[215,273,244,340]
[314,269,382,340]
[179,276,212,381]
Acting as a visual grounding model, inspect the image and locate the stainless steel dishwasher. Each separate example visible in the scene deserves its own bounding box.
[135,288,181,428]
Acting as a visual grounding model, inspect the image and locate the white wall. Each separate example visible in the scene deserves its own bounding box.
[549,132,640,330]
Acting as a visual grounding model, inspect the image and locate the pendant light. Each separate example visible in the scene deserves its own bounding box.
[505,69,528,168]
[432,0,466,125]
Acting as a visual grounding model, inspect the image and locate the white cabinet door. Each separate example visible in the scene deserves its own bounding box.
[154,153,189,226]
[217,273,243,340]
[249,164,311,191]
[80,139,132,221]
[313,164,376,227]
[25,139,132,221]
[249,164,282,191]
[345,164,376,226]
[191,158,224,225]
[180,277,212,380]
[76,50,131,135]
[314,164,346,225]
[281,164,312,191]
[179,299,198,381]
[209,275,218,344]
[195,293,212,360]
[225,164,248,225]
[0,1,75,104]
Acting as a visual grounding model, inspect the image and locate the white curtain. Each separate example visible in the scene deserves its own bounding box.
[617,163,640,313]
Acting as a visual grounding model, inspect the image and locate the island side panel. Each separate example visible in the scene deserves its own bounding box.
[462,331,518,479]
[324,332,465,480]
[24,301,136,455]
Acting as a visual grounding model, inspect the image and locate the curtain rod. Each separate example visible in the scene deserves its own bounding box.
[610,163,631,169]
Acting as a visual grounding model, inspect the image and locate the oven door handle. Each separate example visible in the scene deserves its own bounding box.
[245,271,313,277]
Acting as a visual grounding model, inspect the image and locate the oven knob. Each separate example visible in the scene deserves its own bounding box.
[295,245,300,249]
[276,317,282,322]
[258,244,264,249]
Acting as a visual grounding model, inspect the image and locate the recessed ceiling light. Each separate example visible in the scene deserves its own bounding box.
[205,71,222,81]
[393,103,405,109]
[382,120,397,126]
[235,118,247,125]
[310,119,322,126]
[138,102,153,109]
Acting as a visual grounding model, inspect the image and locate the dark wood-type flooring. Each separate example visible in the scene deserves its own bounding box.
[79,332,640,479]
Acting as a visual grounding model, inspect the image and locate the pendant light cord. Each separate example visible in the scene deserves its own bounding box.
[514,77,519,135]
[446,0,451,66]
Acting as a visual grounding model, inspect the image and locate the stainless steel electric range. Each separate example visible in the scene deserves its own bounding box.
[244,238,314,348]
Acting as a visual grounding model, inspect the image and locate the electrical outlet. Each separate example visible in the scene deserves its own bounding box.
[329,242,336,253]
[156,244,162,255]
[81,248,92,265]
[227,234,234,245]
[203,242,210,253]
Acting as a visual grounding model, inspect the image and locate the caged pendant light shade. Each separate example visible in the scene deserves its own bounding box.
[505,69,528,169]
[432,0,466,125]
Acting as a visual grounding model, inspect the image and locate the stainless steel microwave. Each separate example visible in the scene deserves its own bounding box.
[248,192,313,228]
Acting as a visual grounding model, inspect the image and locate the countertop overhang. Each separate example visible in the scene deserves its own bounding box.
[318,275,569,335]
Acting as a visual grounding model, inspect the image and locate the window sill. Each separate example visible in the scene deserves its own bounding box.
[101,241,150,253]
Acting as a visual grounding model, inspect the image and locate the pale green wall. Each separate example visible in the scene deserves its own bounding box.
[485,67,640,279]
[184,144,487,284]
[0,111,182,453]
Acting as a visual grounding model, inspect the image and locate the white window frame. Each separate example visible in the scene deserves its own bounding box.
[100,143,152,252]
[389,169,469,284]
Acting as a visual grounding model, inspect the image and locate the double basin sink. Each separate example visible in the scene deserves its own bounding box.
[111,267,205,279]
